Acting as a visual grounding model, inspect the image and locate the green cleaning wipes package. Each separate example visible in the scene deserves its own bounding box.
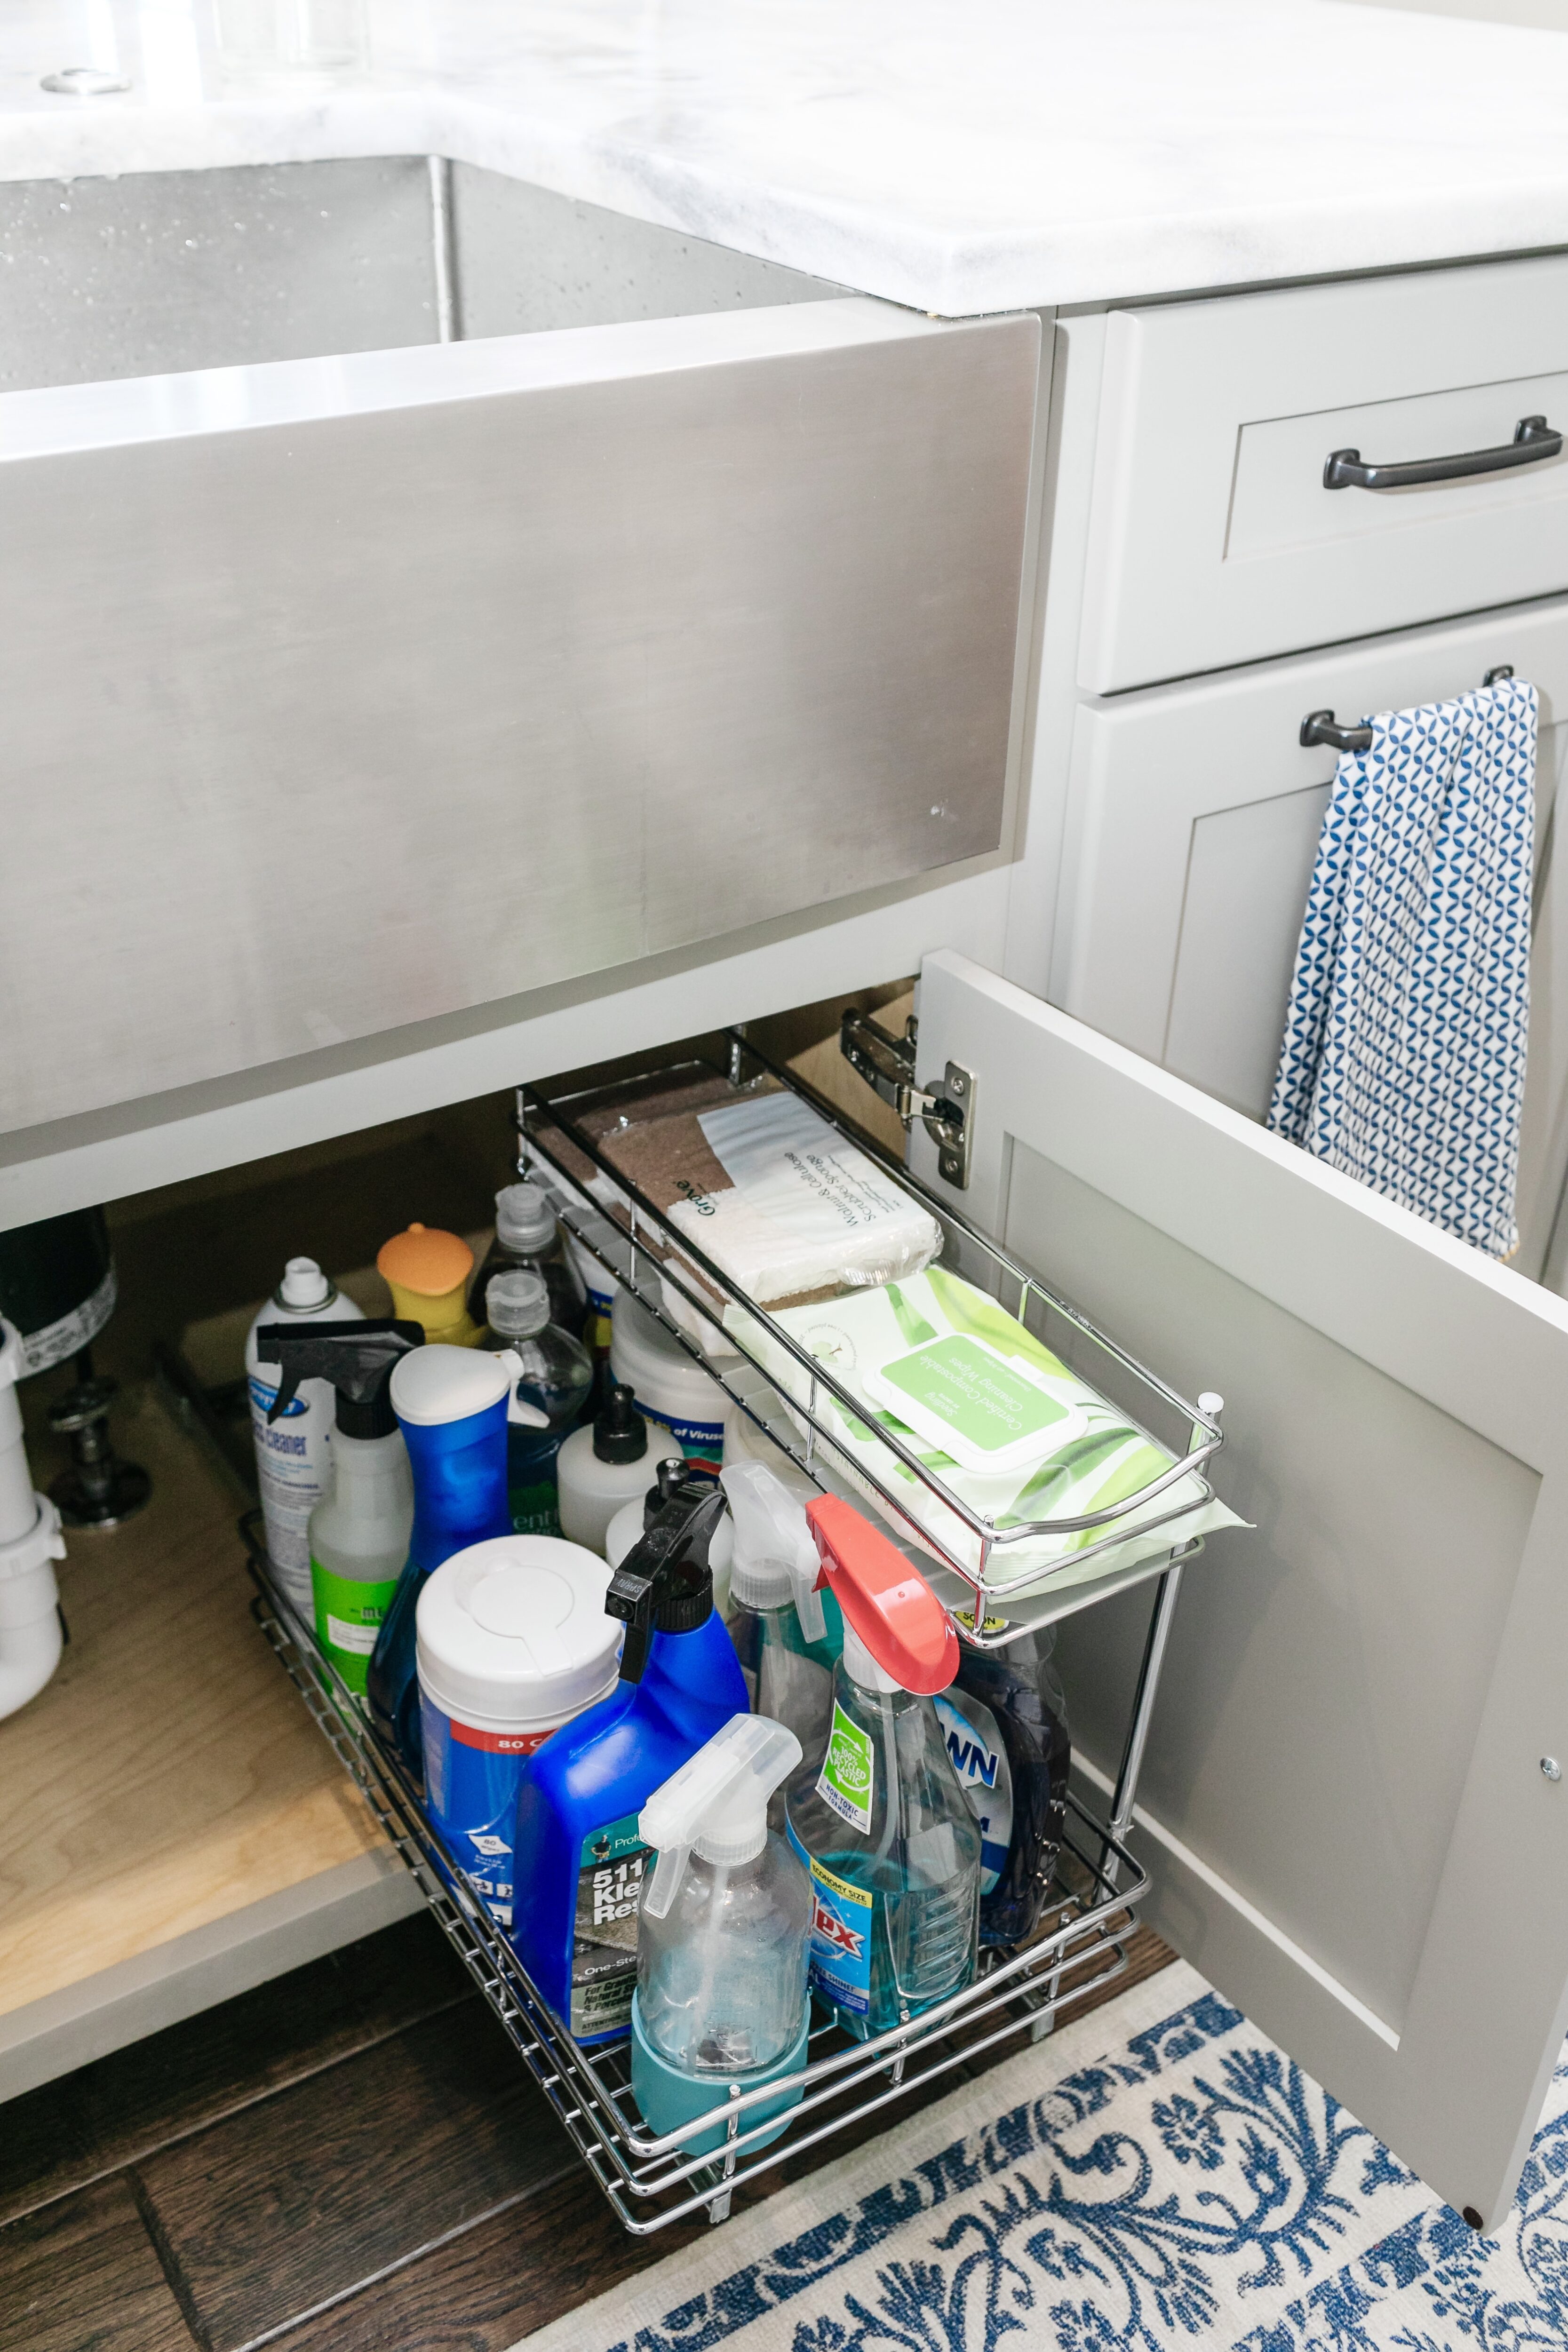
[726,1264,1242,1595]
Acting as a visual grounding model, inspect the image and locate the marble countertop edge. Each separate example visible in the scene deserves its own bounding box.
[3,77,1568,317]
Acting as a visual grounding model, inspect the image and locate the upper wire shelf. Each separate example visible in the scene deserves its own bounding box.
[519,1029,1225,1648]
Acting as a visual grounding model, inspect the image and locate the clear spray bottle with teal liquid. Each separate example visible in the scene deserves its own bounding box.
[367,1346,518,1774]
[632,1714,812,2157]
[510,1470,748,2044]
[784,1496,980,2041]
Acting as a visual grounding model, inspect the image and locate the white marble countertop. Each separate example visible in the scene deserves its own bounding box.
[2,0,1568,314]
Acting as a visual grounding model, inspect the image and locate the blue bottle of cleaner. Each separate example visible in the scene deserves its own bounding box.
[510,1470,748,2044]
[935,1629,1072,1948]
[367,1346,516,1773]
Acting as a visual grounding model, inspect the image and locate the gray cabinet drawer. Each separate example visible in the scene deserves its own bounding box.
[0,292,1040,1135]
[1079,255,1568,692]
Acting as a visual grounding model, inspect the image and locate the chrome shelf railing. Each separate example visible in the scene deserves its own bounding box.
[519,1032,1224,1648]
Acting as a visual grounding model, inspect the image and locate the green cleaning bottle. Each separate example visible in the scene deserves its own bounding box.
[257,1319,423,1691]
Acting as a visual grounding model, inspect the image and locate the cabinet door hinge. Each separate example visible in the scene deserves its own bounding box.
[838,1009,975,1190]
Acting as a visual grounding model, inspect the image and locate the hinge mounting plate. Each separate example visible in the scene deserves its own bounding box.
[838,1009,975,1191]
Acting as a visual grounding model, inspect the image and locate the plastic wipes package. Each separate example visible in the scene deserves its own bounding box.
[587,1080,941,1342]
[672,1092,942,1297]
[725,1264,1243,1597]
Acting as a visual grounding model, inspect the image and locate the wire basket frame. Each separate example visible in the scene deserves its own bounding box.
[245,1534,1149,2236]
[519,1036,1224,1647]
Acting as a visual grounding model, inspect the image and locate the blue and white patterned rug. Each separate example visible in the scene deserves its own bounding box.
[517,1961,1568,2352]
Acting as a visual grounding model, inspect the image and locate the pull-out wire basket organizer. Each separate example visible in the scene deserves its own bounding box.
[246,1026,1227,2233]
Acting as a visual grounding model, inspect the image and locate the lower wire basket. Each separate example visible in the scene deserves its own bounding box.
[246,1530,1150,2234]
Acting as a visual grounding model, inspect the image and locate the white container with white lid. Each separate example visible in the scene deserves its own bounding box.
[416,1533,622,1926]
[609,1291,727,1462]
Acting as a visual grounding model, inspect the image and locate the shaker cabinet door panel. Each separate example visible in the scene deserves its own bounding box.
[913,948,1568,2229]
[1053,595,1568,1278]
[0,299,1040,1135]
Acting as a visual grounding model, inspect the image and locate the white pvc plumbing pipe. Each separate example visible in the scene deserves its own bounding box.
[0,1328,66,1720]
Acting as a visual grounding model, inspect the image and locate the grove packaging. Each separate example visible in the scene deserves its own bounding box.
[728,1264,1241,1595]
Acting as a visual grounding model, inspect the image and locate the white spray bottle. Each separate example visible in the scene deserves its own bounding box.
[720,1462,843,1782]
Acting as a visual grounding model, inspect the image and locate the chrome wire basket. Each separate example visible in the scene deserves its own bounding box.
[519,1028,1224,1649]
[248,1533,1148,2234]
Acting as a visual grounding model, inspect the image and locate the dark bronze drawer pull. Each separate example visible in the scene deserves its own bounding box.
[1301,666,1517,756]
[1300,710,1374,755]
[1323,414,1562,492]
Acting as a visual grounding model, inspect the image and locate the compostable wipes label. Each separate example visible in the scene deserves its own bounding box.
[570,1813,649,2039]
[817,1700,875,1834]
[699,1092,916,1243]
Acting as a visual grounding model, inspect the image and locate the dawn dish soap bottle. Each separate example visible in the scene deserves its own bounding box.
[482,1270,592,1538]
[784,1496,980,2042]
[719,1460,844,1784]
[935,1627,1072,1949]
[632,1714,812,2157]
[510,1473,748,2045]
[255,1319,423,1689]
[367,1345,517,1773]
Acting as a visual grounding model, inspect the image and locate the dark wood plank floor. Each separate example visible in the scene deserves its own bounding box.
[0,1912,1175,2352]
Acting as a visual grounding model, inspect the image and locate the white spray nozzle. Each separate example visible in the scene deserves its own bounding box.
[719,1461,826,1643]
[493,1348,550,1430]
[638,1711,802,1921]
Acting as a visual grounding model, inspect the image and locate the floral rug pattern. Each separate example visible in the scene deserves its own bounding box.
[541,1969,1568,2352]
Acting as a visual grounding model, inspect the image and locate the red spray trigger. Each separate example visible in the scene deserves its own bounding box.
[805,1495,958,1697]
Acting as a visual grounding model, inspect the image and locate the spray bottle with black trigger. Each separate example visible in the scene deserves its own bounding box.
[257,1320,423,1692]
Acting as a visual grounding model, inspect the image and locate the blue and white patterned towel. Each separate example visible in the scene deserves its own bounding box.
[1268,677,1536,1259]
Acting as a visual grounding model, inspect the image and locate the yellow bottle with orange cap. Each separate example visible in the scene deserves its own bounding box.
[376,1224,483,1347]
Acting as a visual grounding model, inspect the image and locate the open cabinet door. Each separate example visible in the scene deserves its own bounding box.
[911,948,1568,2229]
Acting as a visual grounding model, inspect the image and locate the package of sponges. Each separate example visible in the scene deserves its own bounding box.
[726,1263,1243,1597]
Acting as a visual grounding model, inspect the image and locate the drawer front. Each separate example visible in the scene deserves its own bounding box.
[0,300,1039,1134]
[1080,256,1568,693]
[1053,598,1568,1275]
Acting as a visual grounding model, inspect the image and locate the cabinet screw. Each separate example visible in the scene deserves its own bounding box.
[1542,1757,1562,1782]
